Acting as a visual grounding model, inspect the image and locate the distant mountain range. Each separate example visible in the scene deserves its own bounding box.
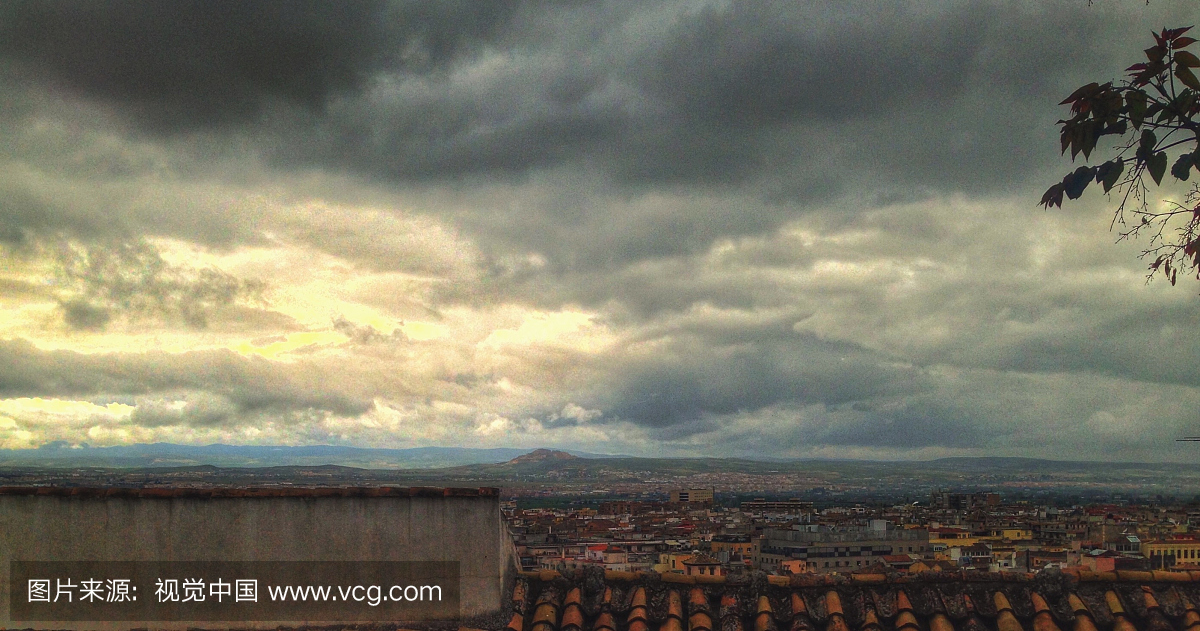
[0,443,613,469]
[5,444,1200,497]
[1,443,1197,479]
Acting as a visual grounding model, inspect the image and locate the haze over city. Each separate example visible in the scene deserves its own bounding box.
[2,1,1199,463]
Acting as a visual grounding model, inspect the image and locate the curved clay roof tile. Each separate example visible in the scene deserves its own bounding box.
[793,593,810,616]
[1105,591,1137,631]
[929,613,955,631]
[825,592,844,617]
[860,607,881,631]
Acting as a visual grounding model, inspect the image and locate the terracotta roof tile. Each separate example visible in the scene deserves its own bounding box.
[825,591,844,617]
[825,613,850,631]
[1108,590,1130,615]
[508,569,1200,631]
[1185,607,1200,631]
[508,576,530,631]
[1073,610,1100,631]
[791,596,817,631]
[662,590,685,631]
[1145,586,1162,610]
[930,613,955,631]
[562,588,585,631]
[1031,602,1061,631]
[691,588,714,631]
[1107,590,1140,631]
[859,606,880,631]
[1143,588,1177,631]
[895,607,920,631]
[754,595,777,631]
[531,586,562,631]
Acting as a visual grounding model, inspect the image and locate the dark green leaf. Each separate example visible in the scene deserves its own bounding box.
[1174,153,1195,181]
[1064,166,1096,199]
[1060,82,1100,105]
[1127,91,1148,128]
[1102,120,1128,136]
[1040,183,1065,209]
[1080,121,1097,160]
[1176,65,1200,91]
[1096,158,1125,192]
[1140,129,1157,157]
[1176,50,1200,68]
[1148,151,1168,185]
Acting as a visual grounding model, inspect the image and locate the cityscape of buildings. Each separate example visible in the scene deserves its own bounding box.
[506,489,1200,577]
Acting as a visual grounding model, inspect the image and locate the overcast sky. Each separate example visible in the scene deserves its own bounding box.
[1,0,1198,461]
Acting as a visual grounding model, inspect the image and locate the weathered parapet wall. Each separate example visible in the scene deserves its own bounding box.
[0,486,515,629]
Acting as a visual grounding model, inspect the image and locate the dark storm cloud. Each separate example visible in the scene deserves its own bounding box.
[598,328,928,431]
[815,403,986,449]
[4,0,1133,189]
[930,295,1200,389]
[130,392,239,428]
[212,0,1188,275]
[0,339,372,420]
[0,185,116,248]
[0,0,522,128]
[0,1,1188,269]
[277,0,1162,191]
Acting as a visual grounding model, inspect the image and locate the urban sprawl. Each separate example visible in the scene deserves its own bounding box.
[506,490,1200,576]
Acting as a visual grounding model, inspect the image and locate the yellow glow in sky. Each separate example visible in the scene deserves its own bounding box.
[479,310,598,348]
[400,321,448,341]
[230,331,350,360]
[0,398,135,419]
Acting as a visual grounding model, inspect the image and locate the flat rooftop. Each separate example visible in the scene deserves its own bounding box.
[0,486,500,498]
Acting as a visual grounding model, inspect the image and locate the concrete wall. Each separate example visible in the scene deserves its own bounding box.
[0,487,515,629]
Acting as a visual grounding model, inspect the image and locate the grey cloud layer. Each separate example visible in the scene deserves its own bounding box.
[1,1,1189,266]
[0,0,521,128]
[0,340,372,420]
[2,1,1179,189]
[1,0,1198,459]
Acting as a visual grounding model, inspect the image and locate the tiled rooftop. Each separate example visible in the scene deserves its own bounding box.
[503,568,1200,631]
[0,486,500,498]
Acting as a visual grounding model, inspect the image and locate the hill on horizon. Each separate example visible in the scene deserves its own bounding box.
[0,442,1195,471]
